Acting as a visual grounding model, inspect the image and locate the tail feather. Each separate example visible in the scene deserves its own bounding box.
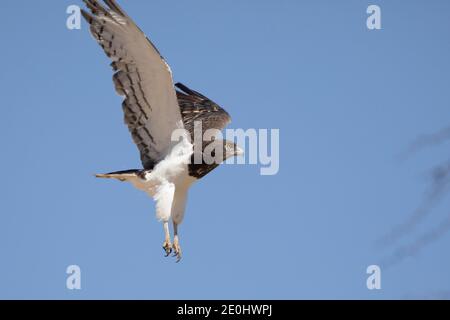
[95,169,142,181]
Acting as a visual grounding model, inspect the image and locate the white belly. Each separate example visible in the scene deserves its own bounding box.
[128,137,196,222]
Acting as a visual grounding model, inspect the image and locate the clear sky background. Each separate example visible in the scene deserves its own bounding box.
[1,0,449,299]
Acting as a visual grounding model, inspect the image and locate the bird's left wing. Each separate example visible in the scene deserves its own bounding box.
[81,0,185,169]
[175,83,231,140]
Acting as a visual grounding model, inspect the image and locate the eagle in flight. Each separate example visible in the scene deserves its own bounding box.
[81,0,242,261]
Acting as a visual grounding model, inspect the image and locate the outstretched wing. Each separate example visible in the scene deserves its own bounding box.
[81,0,184,169]
[175,83,231,140]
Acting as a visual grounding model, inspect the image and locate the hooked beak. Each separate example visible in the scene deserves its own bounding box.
[235,146,244,156]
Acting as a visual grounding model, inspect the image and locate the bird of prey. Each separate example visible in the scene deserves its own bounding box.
[80,0,242,261]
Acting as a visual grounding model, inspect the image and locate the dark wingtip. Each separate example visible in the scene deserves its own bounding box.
[80,9,94,24]
[175,83,208,100]
[103,0,127,16]
[175,82,189,93]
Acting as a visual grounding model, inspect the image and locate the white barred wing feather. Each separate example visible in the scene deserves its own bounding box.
[81,0,184,169]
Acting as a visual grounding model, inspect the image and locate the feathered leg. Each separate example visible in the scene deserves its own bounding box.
[154,182,175,257]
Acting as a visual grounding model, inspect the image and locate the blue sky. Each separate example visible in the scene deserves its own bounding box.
[1,0,450,299]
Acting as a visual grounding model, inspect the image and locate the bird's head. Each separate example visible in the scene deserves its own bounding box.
[200,139,244,164]
[189,139,244,179]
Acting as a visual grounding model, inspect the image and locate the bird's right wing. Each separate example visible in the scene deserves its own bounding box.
[81,0,185,169]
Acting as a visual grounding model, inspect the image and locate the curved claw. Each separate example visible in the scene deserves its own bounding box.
[173,243,182,262]
[162,241,172,257]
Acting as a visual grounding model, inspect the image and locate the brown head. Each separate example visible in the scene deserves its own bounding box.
[188,139,243,179]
